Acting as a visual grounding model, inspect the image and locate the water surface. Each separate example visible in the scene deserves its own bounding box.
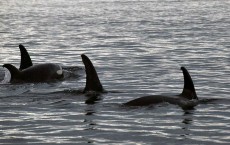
[0,0,230,144]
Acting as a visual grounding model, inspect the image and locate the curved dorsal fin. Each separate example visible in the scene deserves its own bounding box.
[81,54,103,93]
[3,64,21,81]
[19,44,33,70]
[180,67,198,100]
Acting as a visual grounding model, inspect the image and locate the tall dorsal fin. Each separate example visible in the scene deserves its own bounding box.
[3,64,21,82]
[180,67,198,100]
[19,44,33,70]
[81,54,103,93]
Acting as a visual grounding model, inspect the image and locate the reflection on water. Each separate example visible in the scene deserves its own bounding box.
[0,0,230,144]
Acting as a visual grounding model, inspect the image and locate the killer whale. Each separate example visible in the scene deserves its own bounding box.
[81,54,105,93]
[3,63,63,83]
[19,44,33,70]
[80,54,198,109]
[123,67,199,109]
[80,54,106,104]
[2,44,63,83]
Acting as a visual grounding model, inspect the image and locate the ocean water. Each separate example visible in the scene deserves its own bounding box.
[0,0,230,144]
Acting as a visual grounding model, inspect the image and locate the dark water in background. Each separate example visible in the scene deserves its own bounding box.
[0,0,230,144]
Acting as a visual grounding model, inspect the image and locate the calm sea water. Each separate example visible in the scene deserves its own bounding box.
[0,0,230,144]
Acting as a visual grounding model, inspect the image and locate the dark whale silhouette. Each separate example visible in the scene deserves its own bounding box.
[2,44,63,83]
[80,54,198,109]
[80,54,107,104]
[123,67,199,109]
[3,63,63,83]
[19,44,33,70]
[81,54,105,93]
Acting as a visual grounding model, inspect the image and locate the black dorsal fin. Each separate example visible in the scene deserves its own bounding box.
[19,44,33,70]
[180,67,198,100]
[3,64,21,81]
[81,54,103,93]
